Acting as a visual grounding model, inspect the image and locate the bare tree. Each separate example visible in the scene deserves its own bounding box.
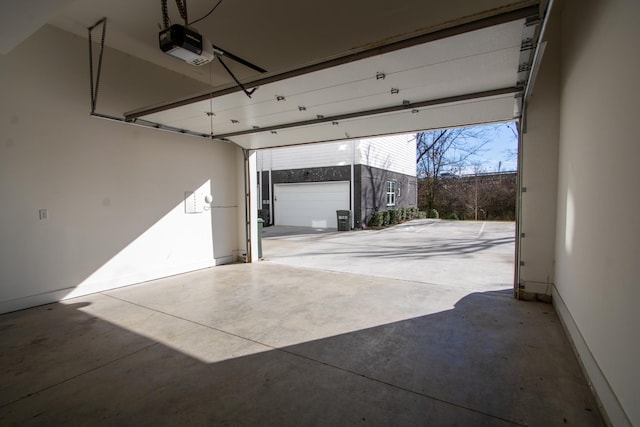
[431,170,517,220]
[416,127,490,211]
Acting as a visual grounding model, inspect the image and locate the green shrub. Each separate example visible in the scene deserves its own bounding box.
[398,208,406,221]
[368,211,384,227]
[428,208,439,219]
[382,210,390,226]
[448,213,459,220]
[418,211,427,219]
[389,209,400,224]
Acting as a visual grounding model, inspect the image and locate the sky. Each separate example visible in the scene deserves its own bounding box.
[466,121,519,172]
[454,121,519,174]
[412,121,519,176]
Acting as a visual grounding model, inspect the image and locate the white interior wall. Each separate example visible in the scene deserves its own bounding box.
[553,0,639,424]
[0,26,241,313]
[518,4,560,295]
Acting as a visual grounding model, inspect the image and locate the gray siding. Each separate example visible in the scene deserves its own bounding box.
[259,165,416,228]
[357,165,417,228]
[271,166,351,184]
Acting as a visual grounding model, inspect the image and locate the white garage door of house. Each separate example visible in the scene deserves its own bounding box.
[274,182,350,228]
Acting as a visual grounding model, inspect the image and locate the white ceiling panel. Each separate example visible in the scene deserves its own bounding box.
[132,19,528,149]
[230,95,518,150]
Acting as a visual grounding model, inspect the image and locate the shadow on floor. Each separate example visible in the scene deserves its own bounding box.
[281,235,515,261]
[0,290,603,426]
[262,225,338,238]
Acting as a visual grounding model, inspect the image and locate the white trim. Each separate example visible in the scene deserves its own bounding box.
[350,140,355,228]
[268,168,273,224]
[552,285,632,427]
[521,281,552,295]
[386,181,397,206]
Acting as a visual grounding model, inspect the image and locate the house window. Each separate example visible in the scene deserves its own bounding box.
[386,181,396,206]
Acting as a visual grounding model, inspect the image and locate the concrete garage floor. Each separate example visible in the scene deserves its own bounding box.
[0,222,604,426]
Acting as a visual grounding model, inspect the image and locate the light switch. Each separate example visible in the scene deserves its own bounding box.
[184,191,204,214]
[39,209,48,220]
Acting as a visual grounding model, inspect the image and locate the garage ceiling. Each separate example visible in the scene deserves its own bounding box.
[2,0,541,149]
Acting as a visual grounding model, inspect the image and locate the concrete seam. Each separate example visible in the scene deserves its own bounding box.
[100,292,280,351]
[261,260,511,293]
[0,341,159,410]
[101,291,524,426]
[276,346,527,426]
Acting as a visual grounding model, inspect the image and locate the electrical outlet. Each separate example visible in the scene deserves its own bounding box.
[39,209,48,220]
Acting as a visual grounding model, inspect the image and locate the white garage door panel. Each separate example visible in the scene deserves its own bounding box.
[130,20,527,149]
[274,182,349,228]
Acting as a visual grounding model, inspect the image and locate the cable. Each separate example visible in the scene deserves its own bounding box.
[188,0,223,26]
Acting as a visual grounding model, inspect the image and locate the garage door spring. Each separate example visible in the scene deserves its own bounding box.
[88,18,107,115]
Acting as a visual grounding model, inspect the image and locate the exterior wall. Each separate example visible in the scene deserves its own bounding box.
[256,136,417,228]
[546,1,639,425]
[0,26,242,313]
[357,165,418,227]
[358,134,416,176]
[271,166,351,184]
[259,141,353,171]
[256,134,417,175]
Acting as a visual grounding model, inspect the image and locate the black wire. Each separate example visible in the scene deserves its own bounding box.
[188,0,223,26]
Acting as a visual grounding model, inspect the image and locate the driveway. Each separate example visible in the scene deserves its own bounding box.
[262,219,516,292]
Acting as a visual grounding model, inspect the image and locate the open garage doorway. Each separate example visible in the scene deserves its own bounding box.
[260,122,519,293]
[121,4,538,291]
[125,10,536,285]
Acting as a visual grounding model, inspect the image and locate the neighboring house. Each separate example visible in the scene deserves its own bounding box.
[256,134,417,229]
